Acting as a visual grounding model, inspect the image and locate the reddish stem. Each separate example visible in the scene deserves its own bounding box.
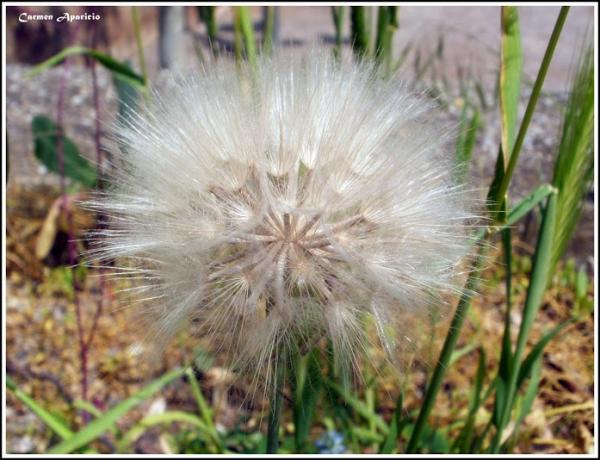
[56,19,89,423]
[85,21,106,349]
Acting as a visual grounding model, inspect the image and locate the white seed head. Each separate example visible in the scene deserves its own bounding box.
[90,50,478,387]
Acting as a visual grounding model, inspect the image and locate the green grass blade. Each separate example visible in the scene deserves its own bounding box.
[379,391,404,453]
[331,6,345,61]
[198,6,218,53]
[263,6,276,54]
[233,7,257,70]
[455,104,480,181]
[499,6,522,162]
[185,368,224,452]
[499,226,514,379]
[486,144,506,221]
[406,249,487,453]
[117,411,210,452]
[6,376,74,441]
[131,6,148,88]
[506,184,556,227]
[350,6,370,60]
[293,349,322,451]
[517,319,573,387]
[374,6,398,75]
[503,356,543,453]
[490,191,558,452]
[26,46,146,88]
[494,6,570,211]
[453,348,486,453]
[324,378,389,435]
[73,399,103,420]
[550,43,594,271]
[48,368,185,454]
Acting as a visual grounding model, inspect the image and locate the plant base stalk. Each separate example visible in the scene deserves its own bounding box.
[266,352,287,454]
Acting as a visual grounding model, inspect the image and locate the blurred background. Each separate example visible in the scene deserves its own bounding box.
[4,4,595,455]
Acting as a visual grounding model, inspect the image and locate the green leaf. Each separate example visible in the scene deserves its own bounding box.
[486,144,506,221]
[490,191,558,452]
[27,46,146,88]
[504,356,543,452]
[374,6,398,75]
[48,368,185,454]
[233,7,257,69]
[455,107,480,181]
[517,319,572,388]
[379,391,404,453]
[350,6,370,60]
[323,378,389,435]
[453,348,486,453]
[499,6,522,160]
[118,411,210,453]
[32,115,97,187]
[506,184,556,227]
[331,6,346,61]
[185,367,224,452]
[6,376,74,441]
[112,60,139,124]
[493,7,570,212]
[293,349,322,451]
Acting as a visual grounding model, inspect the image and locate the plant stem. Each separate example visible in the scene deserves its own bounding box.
[131,6,148,87]
[406,248,486,453]
[350,6,369,60]
[267,352,287,454]
[494,6,569,212]
[85,22,105,352]
[331,6,345,61]
[262,6,276,54]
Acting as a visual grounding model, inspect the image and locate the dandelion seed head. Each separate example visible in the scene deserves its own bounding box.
[90,50,479,389]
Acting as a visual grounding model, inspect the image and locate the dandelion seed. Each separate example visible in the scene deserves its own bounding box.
[89,50,477,390]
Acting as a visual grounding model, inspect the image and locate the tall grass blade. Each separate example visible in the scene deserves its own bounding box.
[233,6,257,69]
[406,250,487,453]
[26,46,146,88]
[331,6,345,61]
[550,43,594,271]
[48,368,185,454]
[490,191,558,452]
[6,376,74,441]
[263,6,276,54]
[374,6,398,75]
[350,6,370,60]
[499,6,522,162]
[494,7,570,212]
[198,6,218,54]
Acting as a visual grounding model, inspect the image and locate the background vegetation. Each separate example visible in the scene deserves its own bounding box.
[5,4,595,455]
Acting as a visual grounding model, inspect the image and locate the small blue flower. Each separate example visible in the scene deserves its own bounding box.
[315,430,346,454]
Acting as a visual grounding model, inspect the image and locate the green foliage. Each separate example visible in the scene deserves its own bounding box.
[455,101,481,181]
[32,115,97,187]
[374,6,398,75]
[48,368,185,454]
[550,43,594,271]
[233,7,257,69]
[197,6,218,51]
[331,6,345,61]
[499,6,523,161]
[6,376,74,442]
[292,349,323,452]
[350,6,370,60]
[27,46,146,88]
